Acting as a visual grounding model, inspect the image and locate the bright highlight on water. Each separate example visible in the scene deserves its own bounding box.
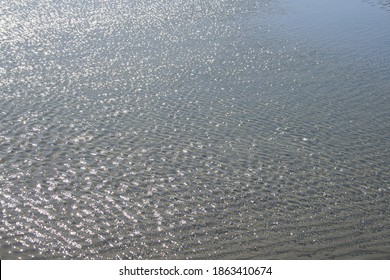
[0,0,389,259]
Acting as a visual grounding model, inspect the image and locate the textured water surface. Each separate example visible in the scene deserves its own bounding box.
[366,0,390,11]
[0,0,389,259]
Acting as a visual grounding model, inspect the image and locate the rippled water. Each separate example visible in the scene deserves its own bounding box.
[1,0,389,259]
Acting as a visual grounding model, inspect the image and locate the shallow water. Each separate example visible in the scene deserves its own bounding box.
[0,0,389,259]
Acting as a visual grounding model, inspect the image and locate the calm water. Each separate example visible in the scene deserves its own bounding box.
[0,0,389,259]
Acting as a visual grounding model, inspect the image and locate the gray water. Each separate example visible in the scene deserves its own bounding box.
[0,0,389,259]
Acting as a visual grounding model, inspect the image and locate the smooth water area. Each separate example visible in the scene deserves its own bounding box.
[0,0,389,259]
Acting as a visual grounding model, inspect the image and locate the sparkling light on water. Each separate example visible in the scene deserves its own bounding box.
[0,0,389,259]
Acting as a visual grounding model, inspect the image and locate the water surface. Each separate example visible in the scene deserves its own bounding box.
[0,0,389,259]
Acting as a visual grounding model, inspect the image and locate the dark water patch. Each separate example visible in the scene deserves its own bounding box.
[272,0,390,60]
[365,0,390,11]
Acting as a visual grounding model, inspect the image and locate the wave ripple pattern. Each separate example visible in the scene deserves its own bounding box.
[0,0,389,259]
